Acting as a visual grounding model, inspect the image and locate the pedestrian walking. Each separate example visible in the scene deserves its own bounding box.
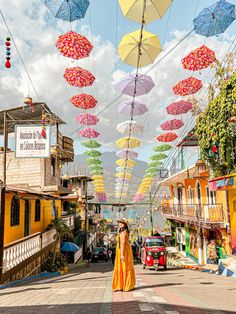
[111,244,116,264]
[85,247,92,268]
[112,218,136,292]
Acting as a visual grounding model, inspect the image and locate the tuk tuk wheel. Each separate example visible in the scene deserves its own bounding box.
[143,264,146,269]
[164,265,167,270]
[155,264,159,271]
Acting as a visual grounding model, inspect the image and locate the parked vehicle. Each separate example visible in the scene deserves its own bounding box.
[91,247,108,262]
[141,236,167,271]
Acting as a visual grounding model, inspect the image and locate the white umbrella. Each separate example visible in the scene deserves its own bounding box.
[117,120,144,135]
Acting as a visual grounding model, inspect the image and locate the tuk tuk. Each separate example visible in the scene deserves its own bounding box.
[141,236,167,271]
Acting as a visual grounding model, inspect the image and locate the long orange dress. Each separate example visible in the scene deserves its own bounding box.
[112,231,136,292]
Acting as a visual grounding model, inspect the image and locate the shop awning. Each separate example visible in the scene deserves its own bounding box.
[209,174,236,191]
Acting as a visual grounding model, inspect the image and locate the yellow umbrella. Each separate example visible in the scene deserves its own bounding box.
[116,137,140,149]
[141,178,154,184]
[93,183,105,188]
[92,175,103,180]
[119,0,172,24]
[118,29,161,67]
[140,183,151,188]
[116,159,136,168]
[115,193,128,197]
[116,172,133,179]
[95,187,105,192]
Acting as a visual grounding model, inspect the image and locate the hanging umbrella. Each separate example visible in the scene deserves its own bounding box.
[193,0,235,37]
[64,66,95,87]
[146,167,157,174]
[84,150,101,157]
[116,178,131,183]
[89,165,103,171]
[91,171,103,176]
[80,127,100,138]
[87,158,102,165]
[150,153,167,161]
[82,140,101,148]
[92,175,104,180]
[118,101,148,116]
[153,144,172,152]
[44,0,90,22]
[117,120,144,135]
[116,172,133,179]
[116,137,140,149]
[118,29,161,67]
[71,95,97,110]
[116,166,132,173]
[161,119,184,131]
[141,177,154,183]
[156,132,178,142]
[116,73,155,97]
[76,113,99,126]
[116,149,138,159]
[148,161,163,168]
[166,100,193,115]
[134,194,145,201]
[116,159,136,168]
[119,0,173,24]
[56,31,93,60]
[181,45,216,71]
[144,173,156,178]
[173,77,203,96]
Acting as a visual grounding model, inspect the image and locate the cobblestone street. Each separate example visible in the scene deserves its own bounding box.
[0,262,236,314]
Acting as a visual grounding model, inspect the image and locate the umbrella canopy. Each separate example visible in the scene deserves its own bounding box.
[82,140,101,148]
[118,100,148,116]
[119,0,172,24]
[56,31,93,60]
[76,113,99,126]
[144,173,156,178]
[80,128,100,138]
[116,149,138,159]
[71,94,97,109]
[193,0,235,37]
[173,77,203,96]
[92,175,104,180]
[116,159,136,168]
[116,172,133,179]
[64,66,95,87]
[118,29,161,67]
[116,137,141,149]
[148,161,163,168]
[89,164,103,171]
[84,150,101,158]
[61,242,80,252]
[116,73,155,97]
[157,132,178,142]
[134,194,145,201]
[116,178,131,183]
[146,167,158,174]
[166,100,192,115]
[91,170,103,175]
[116,166,132,173]
[161,119,184,131]
[117,120,144,134]
[44,0,90,22]
[182,45,216,71]
[153,144,172,152]
[86,158,102,165]
[141,178,154,183]
[150,153,167,161]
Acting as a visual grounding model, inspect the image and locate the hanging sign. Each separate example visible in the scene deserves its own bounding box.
[15,125,50,158]
[209,176,235,191]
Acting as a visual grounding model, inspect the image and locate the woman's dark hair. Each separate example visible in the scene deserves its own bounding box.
[119,225,129,233]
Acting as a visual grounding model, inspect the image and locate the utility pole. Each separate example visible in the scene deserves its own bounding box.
[83,178,88,258]
[149,192,154,236]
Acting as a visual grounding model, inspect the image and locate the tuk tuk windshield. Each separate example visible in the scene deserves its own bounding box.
[145,238,164,247]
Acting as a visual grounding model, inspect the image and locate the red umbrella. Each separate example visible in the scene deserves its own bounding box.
[80,128,100,138]
[64,66,95,87]
[173,77,202,96]
[70,94,97,109]
[161,119,184,130]
[182,45,216,71]
[76,113,99,125]
[56,31,93,60]
[156,132,178,142]
[166,101,192,115]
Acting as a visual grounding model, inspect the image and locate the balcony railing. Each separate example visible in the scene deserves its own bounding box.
[160,203,224,224]
[61,214,75,229]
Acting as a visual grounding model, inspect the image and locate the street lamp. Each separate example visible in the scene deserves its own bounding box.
[195,159,207,175]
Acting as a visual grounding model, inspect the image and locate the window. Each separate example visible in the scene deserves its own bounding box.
[11,196,20,226]
[206,187,216,205]
[35,199,41,222]
[51,157,56,177]
[188,187,194,204]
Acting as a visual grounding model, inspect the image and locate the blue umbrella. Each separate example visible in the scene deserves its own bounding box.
[193,0,235,37]
[61,242,80,252]
[44,0,90,22]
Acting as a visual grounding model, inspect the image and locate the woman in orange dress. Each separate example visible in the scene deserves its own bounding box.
[112,218,136,292]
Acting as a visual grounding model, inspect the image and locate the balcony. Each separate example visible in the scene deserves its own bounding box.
[160,203,224,226]
[61,214,75,229]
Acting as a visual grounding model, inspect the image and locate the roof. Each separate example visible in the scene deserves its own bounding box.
[159,166,196,186]
[5,185,58,200]
[0,103,65,135]
[177,129,199,147]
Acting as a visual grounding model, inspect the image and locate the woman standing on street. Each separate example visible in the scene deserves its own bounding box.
[112,218,136,292]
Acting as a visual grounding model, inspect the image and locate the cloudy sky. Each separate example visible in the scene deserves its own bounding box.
[0,0,235,169]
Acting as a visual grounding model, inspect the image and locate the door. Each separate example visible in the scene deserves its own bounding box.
[24,200,30,237]
[196,182,202,219]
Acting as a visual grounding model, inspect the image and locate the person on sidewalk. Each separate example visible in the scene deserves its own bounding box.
[85,247,92,268]
[112,218,136,292]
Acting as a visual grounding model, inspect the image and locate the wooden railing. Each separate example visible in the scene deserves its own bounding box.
[61,215,74,229]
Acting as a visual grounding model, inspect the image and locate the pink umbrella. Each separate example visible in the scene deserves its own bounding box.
[134,194,145,202]
[161,119,184,131]
[117,100,148,116]
[76,113,99,125]
[64,66,95,87]
[116,149,138,159]
[166,101,192,115]
[156,132,178,142]
[80,128,100,138]
[70,94,97,109]
[173,77,203,96]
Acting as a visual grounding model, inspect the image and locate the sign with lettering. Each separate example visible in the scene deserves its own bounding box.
[209,176,235,191]
[15,125,50,158]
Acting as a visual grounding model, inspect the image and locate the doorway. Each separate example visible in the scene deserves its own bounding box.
[24,200,30,237]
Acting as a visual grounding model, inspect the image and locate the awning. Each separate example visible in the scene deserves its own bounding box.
[209,174,236,191]
[5,185,58,200]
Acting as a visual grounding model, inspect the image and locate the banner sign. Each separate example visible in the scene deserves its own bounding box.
[209,176,235,191]
[128,209,137,222]
[15,125,50,158]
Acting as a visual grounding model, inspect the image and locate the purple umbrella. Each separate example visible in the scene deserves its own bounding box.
[118,100,148,116]
[116,149,138,159]
[116,73,155,97]
[116,178,131,183]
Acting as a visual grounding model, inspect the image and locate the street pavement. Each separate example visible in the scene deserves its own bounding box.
[0,262,236,314]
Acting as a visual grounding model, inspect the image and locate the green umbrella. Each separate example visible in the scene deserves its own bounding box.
[148,161,163,168]
[84,150,102,158]
[89,164,103,171]
[153,144,172,152]
[150,153,167,161]
[144,173,156,178]
[90,170,103,175]
[81,140,101,149]
[86,158,102,165]
[146,167,157,174]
